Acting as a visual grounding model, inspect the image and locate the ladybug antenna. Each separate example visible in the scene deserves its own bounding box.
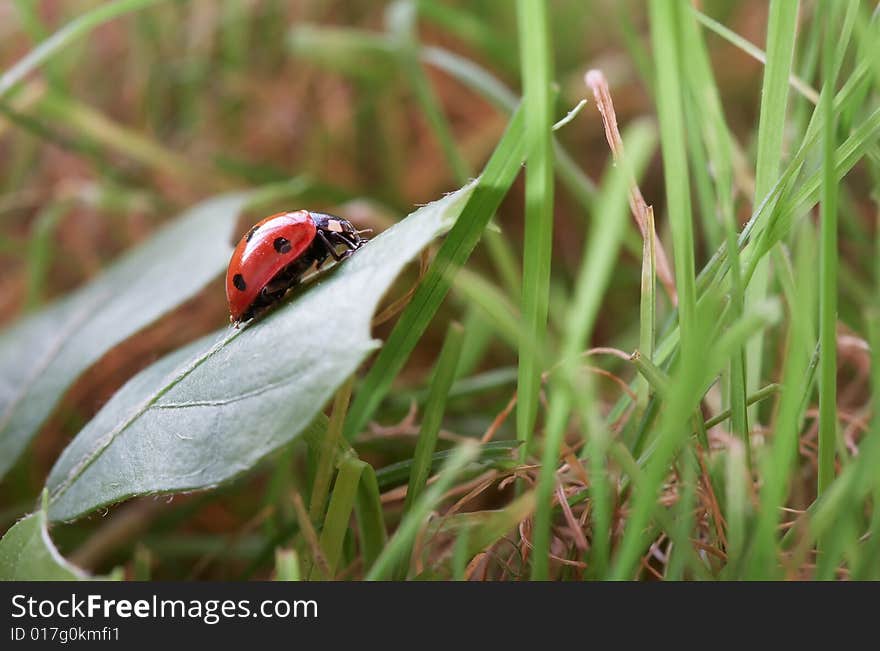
[355,228,373,235]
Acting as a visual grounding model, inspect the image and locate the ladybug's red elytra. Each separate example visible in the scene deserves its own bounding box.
[225,210,368,325]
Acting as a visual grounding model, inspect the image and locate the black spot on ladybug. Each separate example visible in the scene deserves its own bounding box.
[274,237,292,254]
[245,226,259,242]
[233,274,247,291]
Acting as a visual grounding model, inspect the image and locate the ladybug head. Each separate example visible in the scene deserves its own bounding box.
[311,212,370,250]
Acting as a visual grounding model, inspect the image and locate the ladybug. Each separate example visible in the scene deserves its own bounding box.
[225,210,368,324]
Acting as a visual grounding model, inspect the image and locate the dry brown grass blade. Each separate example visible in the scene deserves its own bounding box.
[481,391,518,443]
[556,482,588,551]
[290,491,331,579]
[585,69,678,306]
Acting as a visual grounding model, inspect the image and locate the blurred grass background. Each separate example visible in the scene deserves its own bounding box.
[0,0,878,580]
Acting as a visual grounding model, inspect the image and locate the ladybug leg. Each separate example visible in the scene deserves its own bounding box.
[337,233,362,251]
[316,230,345,262]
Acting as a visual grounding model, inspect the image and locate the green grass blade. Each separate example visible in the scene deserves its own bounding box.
[374,440,519,490]
[366,441,478,580]
[612,296,780,579]
[354,461,387,572]
[0,0,166,100]
[11,0,68,92]
[343,106,526,441]
[309,378,354,524]
[25,201,69,310]
[33,90,232,192]
[313,454,363,579]
[649,1,697,354]
[692,6,817,104]
[530,123,655,579]
[638,206,657,412]
[515,0,555,455]
[274,549,301,581]
[388,1,469,181]
[455,307,495,378]
[817,0,839,497]
[743,0,799,424]
[746,227,817,578]
[453,268,521,350]
[403,322,465,515]
[677,3,750,463]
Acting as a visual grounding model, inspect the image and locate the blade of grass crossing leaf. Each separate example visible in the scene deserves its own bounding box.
[343,106,526,441]
[0,0,167,100]
[420,45,597,212]
[615,3,655,93]
[366,441,478,580]
[515,0,555,456]
[41,187,471,522]
[743,0,799,425]
[817,0,839,497]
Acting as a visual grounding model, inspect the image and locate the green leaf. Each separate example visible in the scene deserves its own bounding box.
[43,185,475,522]
[0,493,92,580]
[0,193,248,479]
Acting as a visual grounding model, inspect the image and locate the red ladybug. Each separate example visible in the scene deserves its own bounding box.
[225,210,368,324]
